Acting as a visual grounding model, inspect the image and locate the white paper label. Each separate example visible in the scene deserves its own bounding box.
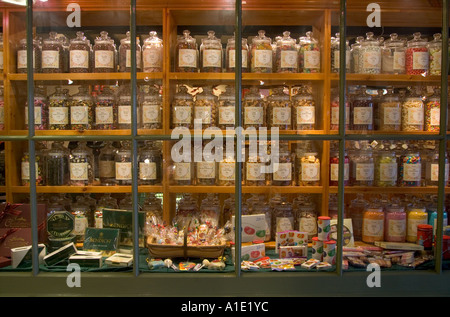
[115,162,132,180]
[379,162,398,181]
[197,161,216,179]
[0,51,3,70]
[393,51,405,70]
[280,50,298,69]
[219,106,235,125]
[403,163,421,182]
[383,107,401,125]
[330,163,349,181]
[228,49,248,68]
[301,162,320,181]
[333,51,350,69]
[42,50,59,69]
[99,160,115,178]
[430,108,440,126]
[49,107,69,125]
[387,219,406,238]
[276,217,294,233]
[17,50,35,69]
[21,162,38,180]
[70,162,88,180]
[253,50,272,68]
[431,163,449,182]
[143,48,162,68]
[299,217,317,235]
[25,106,42,125]
[71,106,89,125]
[362,51,381,70]
[363,219,384,237]
[244,107,264,124]
[74,216,88,236]
[178,49,197,68]
[273,163,292,181]
[407,218,426,238]
[118,105,131,124]
[246,162,265,181]
[353,107,373,125]
[356,163,374,181]
[219,162,235,181]
[173,106,191,124]
[412,51,429,70]
[406,107,424,125]
[95,50,114,69]
[70,50,89,69]
[174,162,191,181]
[142,104,161,124]
[272,107,291,124]
[203,49,222,68]
[297,106,315,124]
[139,162,157,180]
[96,107,114,124]
[331,106,350,125]
[194,106,212,124]
[304,50,320,69]
[125,49,141,68]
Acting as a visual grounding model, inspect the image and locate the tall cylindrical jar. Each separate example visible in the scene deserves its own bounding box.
[275,31,298,73]
[69,142,94,186]
[330,33,350,73]
[329,150,349,186]
[17,37,41,73]
[115,141,132,185]
[375,147,398,187]
[138,141,162,185]
[349,143,374,186]
[45,141,69,186]
[358,32,381,74]
[272,142,293,186]
[350,86,373,131]
[350,36,364,73]
[142,31,163,73]
[362,205,385,244]
[299,31,321,73]
[406,206,428,243]
[268,87,292,130]
[424,88,441,132]
[171,85,193,129]
[195,142,217,186]
[48,87,70,130]
[399,151,422,187]
[348,193,368,241]
[217,86,235,129]
[98,141,117,186]
[292,85,315,130]
[384,203,406,242]
[200,30,222,73]
[41,32,64,73]
[426,151,449,186]
[243,86,267,129]
[25,86,48,130]
[296,151,321,186]
[225,35,249,73]
[330,88,350,130]
[95,86,117,130]
[117,85,132,129]
[193,86,218,129]
[175,30,198,73]
[251,30,273,73]
[70,86,94,130]
[401,87,424,132]
[379,87,401,131]
[428,33,442,76]
[405,32,429,76]
[140,85,162,129]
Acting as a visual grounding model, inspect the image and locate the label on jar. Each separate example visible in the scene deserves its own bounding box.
[280,50,298,69]
[228,49,248,68]
[203,49,222,68]
[99,160,115,178]
[143,48,162,68]
[139,162,157,180]
[21,162,38,180]
[353,107,373,125]
[431,163,449,182]
[244,107,264,125]
[197,161,216,179]
[304,50,320,69]
[42,50,60,69]
[219,162,235,181]
[356,163,374,181]
[253,50,272,68]
[393,51,405,70]
[406,107,424,125]
[17,50,35,69]
[0,51,3,70]
[412,51,429,70]
[0,106,4,125]
[194,106,212,124]
[96,106,114,124]
[362,51,381,70]
[95,50,114,69]
[299,217,317,235]
[126,49,142,68]
[246,162,265,181]
[118,105,132,124]
[297,106,315,124]
[387,219,406,238]
[273,162,292,181]
[115,162,132,180]
[142,103,160,124]
[430,108,440,126]
[272,107,291,125]
[70,162,88,180]
[403,163,421,181]
[363,218,384,237]
[173,106,191,124]
[379,162,398,182]
[331,106,350,125]
[70,50,89,69]
[71,106,89,125]
[174,162,191,180]
[178,49,197,68]
[383,107,401,125]
[74,215,88,236]
[333,51,350,69]
[219,106,235,125]
[301,162,320,181]
[49,107,69,125]
[25,106,42,125]
[276,217,294,233]
[330,163,349,181]
[431,50,441,71]
[407,218,426,238]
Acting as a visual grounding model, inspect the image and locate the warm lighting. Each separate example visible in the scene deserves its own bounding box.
[67,79,73,85]
[1,0,26,6]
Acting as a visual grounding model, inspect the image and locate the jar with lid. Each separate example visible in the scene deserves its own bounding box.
[358,32,381,74]
[94,193,118,228]
[296,151,320,186]
[350,36,364,73]
[217,86,235,129]
[114,141,132,185]
[374,143,398,187]
[296,195,317,241]
[268,87,291,130]
[292,85,315,130]
[69,31,91,73]
[171,85,193,129]
[424,87,441,132]
[405,32,429,75]
[348,193,368,241]
[384,202,406,242]
[275,31,297,73]
[95,86,117,130]
[406,206,428,242]
[249,195,272,241]
[381,33,406,74]
[195,141,217,185]
[98,141,117,185]
[199,194,221,227]
[362,204,385,243]
[69,86,94,130]
[17,37,41,73]
[350,86,373,131]
[0,87,4,130]
[142,31,163,73]
[41,32,63,73]
[25,86,48,130]
[48,87,70,130]
[139,85,162,129]
[117,85,132,129]
[45,141,69,186]
[175,30,198,72]
[349,141,374,186]
[119,31,141,73]
[194,86,218,129]
[71,196,90,243]
[329,150,349,186]
[427,33,442,76]
[144,194,163,235]
[401,87,424,131]
[199,30,222,73]
[221,194,235,226]
[330,88,350,130]
[21,142,46,186]
[172,145,194,185]
[379,87,401,131]
[138,141,162,185]
[399,151,421,187]
[69,141,94,186]
[272,197,294,235]
[225,34,249,73]
[58,35,70,73]
[426,151,449,186]
[272,36,281,72]
[0,33,3,72]
[331,32,350,73]
[243,86,267,129]
[245,151,268,186]
[251,30,273,73]
[272,142,293,186]
[93,31,116,72]
[218,153,235,186]
[175,194,199,229]
[299,31,321,73]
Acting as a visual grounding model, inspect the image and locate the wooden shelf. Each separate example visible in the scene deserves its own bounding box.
[330,73,443,85]
[329,186,442,194]
[8,72,163,82]
[167,185,323,194]
[11,185,163,193]
[10,130,133,136]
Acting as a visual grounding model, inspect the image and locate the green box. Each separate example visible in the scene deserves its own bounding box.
[83,228,120,256]
[102,209,145,247]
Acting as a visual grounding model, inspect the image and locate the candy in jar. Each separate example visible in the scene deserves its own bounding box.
[93,31,116,73]
[217,86,235,129]
[349,141,374,186]
[17,37,41,74]
[330,33,350,73]
[399,151,421,187]
[275,31,298,73]
[71,196,90,243]
[401,87,424,131]
[69,141,94,186]
[426,151,449,186]
[138,141,162,185]
[267,87,292,130]
[41,32,64,73]
[195,141,217,186]
[381,33,406,74]
[362,205,385,244]
[25,87,48,130]
[176,30,198,73]
[292,85,315,130]
[139,85,162,129]
[114,141,132,185]
[350,85,373,131]
[199,194,221,227]
[200,30,222,73]
[225,34,249,73]
[272,197,294,235]
[424,87,440,132]
[296,151,320,186]
[245,151,268,186]
[117,84,132,129]
[428,33,442,76]
[243,86,267,129]
[329,150,349,186]
[405,32,429,76]
[119,31,142,73]
[384,203,406,242]
[48,87,70,130]
[172,145,194,185]
[379,87,401,131]
[357,32,381,74]
[69,31,91,73]
[98,141,117,186]
[299,31,321,73]
[21,142,46,186]
[193,86,218,129]
[406,206,428,243]
[348,193,368,241]
[70,86,94,130]
[295,195,317,241]
[350,36,364,73]
[171,85,193,129]
[374,143,398,187]
[95,86,117,130]
[218,154,235,186]
[45,141,70,186]
[272,141,293,186]
[330,88,350,130]
[142,31,163,73]
[251,30,273,73]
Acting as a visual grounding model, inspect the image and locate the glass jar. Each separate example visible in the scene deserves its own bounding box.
[41,32,63,73]
[299,31,321,73]
[142,31,163,73]
[379,87,401,131]
[272,142,293,186]
[200,30,222,73]
[48,87,70,130]
[384,203,406,242]
[69,141,94,186]
[330,88,350,130]
[268,87,291,130]
[199,194,221,227]
[58,35,70,73]
[297,196,318,241]
[98,141,117,186]
[69,31,91,73]
[94,193,118,228]
[358,32,381,74]
[399,151,422,187]
[425,88,441,132]
[0,33,3,72]
[221,194,235,226]
[350,36,364,73]
[275,31,297,73]
[21,142,45,186]
[426,151,449,186]
[117,85,132,129]
[348,193,368,241]
[171,85,193,129]
[272,197,294,235]
[405,32,429,76]
[70,86,94,131]
[175,194,199,229]
[140,85,162,129]
[381,33,406,74]
[218,154,235,186]
[402,87,424,131]
[349,143,374,186]
[249,195,272,241]
[375,147,398,187]
[0,87,4,130]
[195,142,217,185]
[406,206,428,243]
[329,150,349,186]
[251,30,273,73]
[194,86,218,129]
[217,86,235,129]
[225,35,249,73]
[245,152,268,186]
[45,141,69,186]
[243,86,267,129]
[95,86,117,130]
[350,86,373,131]
[115,141,132,185]
[71,196,90,243]
[119,31,141,73]
[362,205,385,243]
[93,31,116,73]
[297,151,320,186]
[428,33,442,76]
[143,193,163,226]
[175,30,198,72]
[17,37,41,73]
[292,85,315,130]
[331,32,350,73]
[172,149,194,186]
[25,86,48,130]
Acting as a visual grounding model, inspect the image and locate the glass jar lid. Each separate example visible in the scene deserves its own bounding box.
[72,86,92,102]
[196,86,217,100]
[70,31,90,46]
[252,30,271,46]
[178,30,196,46]
[428,33,442,48]
[361,32,380,47]
[220,86,235,101]
[269,87,289,101]
[201,30,221,47]
[43,31,61,45]
[407,32,428,47]
[279,31,296,47]
[301,31,318,45]
[293,85,314,101]
[95,31,113,45]
[144,31,162,46]
[49,87,67,101]
[384,33,405,48]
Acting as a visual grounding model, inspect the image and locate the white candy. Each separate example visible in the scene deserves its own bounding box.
[164,258,173,268]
